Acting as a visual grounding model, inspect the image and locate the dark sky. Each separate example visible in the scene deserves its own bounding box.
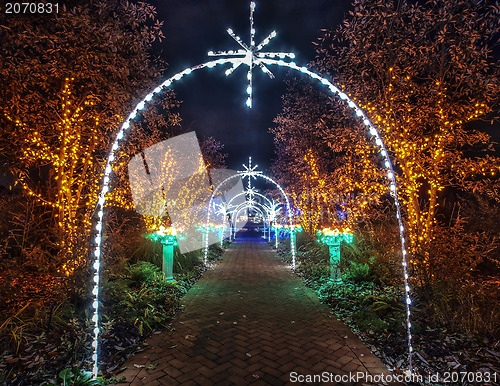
[148,0,352,173]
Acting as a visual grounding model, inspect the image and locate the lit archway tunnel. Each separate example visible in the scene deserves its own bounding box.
[88,2,414,377]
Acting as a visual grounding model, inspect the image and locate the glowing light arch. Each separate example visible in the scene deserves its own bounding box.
[231,202,269,233]
[203,165,296,268]
[226,189,273,209]
[227,191,271,232]
[229,196,271,226]
[89,10,414,380]
[224,190,282,239]
[89,58,413,377]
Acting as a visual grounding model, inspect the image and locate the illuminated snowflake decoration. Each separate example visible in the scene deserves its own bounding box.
[245,186,259,199]
[238,157,262,179]
[208,1,295,107]
[246,197,257,208]
[238,157,263,194]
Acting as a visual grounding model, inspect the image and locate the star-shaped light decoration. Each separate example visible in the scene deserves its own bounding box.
[208,1,295,108]
[245,186,259,200]
[245,197,258,213]
[238,157,262,191]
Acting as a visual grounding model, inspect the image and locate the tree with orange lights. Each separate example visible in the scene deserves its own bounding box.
[107,112,227,260]
[0,0,171,273]
[271,80,387,235]
[313,0,499,283]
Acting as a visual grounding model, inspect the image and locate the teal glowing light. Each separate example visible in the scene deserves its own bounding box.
[284,224,303,234]
[317,228,353,245]
[317,227,353,285]
[144,226,178,246]
[143,227,177,283]
[146,233,177,245]
[196,223,220,233]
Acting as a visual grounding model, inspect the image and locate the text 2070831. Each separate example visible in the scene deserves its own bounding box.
[5,3,59,14]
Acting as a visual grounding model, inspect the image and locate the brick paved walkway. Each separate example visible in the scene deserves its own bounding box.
[115,236,396,385]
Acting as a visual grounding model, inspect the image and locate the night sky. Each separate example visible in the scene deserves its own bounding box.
[148,0,352,173]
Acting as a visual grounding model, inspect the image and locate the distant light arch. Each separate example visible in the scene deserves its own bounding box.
[231,202,268,233]
[226,190,273,209]
[203,169,295,267]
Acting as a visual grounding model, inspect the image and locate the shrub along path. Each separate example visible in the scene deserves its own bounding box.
[116,234,395,385]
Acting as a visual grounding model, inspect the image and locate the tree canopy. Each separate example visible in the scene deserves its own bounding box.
[0,0,184,273]
[272,0,500,283]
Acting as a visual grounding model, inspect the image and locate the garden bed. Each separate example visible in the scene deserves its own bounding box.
[0,243,227,385]
[276,240,500,385]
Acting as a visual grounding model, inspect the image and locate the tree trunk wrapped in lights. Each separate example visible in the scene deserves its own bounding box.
[0,0,171,274]
[314,0,500,283]
[271,82,387,238]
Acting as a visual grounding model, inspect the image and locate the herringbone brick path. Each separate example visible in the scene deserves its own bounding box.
[115,236,397,385]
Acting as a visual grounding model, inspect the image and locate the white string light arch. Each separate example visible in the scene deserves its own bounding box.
[225,192,271,231]
[89,1,414,377]
[224,190,282,240]
[226,190,273,209]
